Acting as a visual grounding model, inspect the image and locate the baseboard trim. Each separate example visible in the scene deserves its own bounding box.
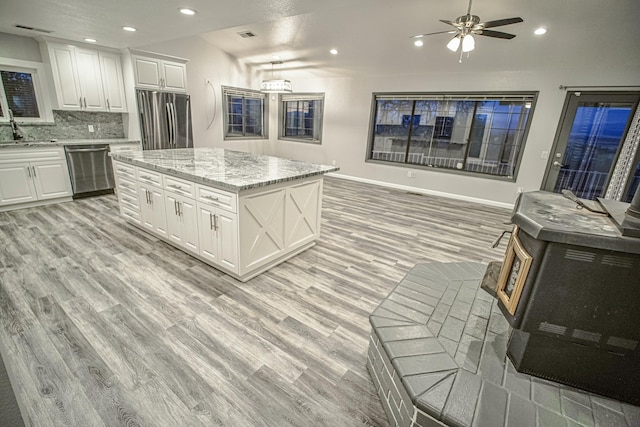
[326,172,515,210]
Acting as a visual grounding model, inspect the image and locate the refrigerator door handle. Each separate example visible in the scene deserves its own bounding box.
[171,103,178,148]
[165,103,174,148]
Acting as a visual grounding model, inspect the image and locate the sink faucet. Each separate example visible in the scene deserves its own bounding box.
[8,109,25,141]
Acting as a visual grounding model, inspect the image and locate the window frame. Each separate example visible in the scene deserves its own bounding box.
[278,93,325,144]
[0,57,54,124]
[365,91,538,181]
[222,86,268,140]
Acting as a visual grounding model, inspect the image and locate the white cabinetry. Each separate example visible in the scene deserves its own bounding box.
[99,52,127,112]
[0,148,73,211]
[196,185,239,274]
[131,52,188,92]
[113,161,140,223]
[137,169,168,238]
[114,162,324,281]
[44,42,127,112]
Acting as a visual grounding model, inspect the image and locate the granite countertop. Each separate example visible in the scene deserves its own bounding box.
[513,190,640,253]
[0,138,140,148]
[110,147,339,192]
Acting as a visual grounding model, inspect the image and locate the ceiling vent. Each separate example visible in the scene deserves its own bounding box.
[14,24,54,33]
[237,31,256,38]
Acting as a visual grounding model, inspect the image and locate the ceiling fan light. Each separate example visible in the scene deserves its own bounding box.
[462,34,475,52]
[446,36,461,52]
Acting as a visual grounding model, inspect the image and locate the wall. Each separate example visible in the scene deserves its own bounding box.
[262,65,639,207]
[136,35,263,154]
[0,32,41,62]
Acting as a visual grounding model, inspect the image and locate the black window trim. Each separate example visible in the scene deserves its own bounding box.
[365,91,538,182]
[222,85,268,140]
[278,92,325,144]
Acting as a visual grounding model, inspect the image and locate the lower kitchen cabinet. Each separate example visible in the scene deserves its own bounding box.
[165,191,199,254]
[138,184,168,238]
[197,202,239,274]
[0,148,73,210]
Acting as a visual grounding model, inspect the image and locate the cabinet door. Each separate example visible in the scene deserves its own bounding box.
[75,48,105,111]
[100,52,127,112]
[149,187,168,237]
[216,209,239,273]
[31,161,73,200]
[161,61,187,92]
[180,196,199,254]
[133,56,161,89]
[49,44,82,109]
[138,185,155,232]
[197,203,218,263]
[165,192,183,245]
[0,163,37,205]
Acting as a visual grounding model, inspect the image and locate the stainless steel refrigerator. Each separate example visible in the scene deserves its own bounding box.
[136,89,193,150]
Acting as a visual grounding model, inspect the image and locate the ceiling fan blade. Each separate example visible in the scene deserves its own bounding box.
[480,17,523,28]
[411,30,457,38]
[478,29,516,39]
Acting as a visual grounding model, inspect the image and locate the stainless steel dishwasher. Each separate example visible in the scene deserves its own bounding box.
[64,144,115,198]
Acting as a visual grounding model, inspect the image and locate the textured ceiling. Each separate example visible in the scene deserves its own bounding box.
[1,0,639,77]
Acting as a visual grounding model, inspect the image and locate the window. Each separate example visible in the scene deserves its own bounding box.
[368,93,537,179]
[279,93,324,143]
[0,58,52,123]
[222,86,267,139]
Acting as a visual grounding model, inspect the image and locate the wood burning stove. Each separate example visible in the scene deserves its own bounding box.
[492,190,640,405]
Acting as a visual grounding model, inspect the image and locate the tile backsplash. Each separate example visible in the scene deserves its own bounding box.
[0,110,126,141]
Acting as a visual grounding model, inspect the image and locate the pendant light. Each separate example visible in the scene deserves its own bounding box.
[260,61,292,93]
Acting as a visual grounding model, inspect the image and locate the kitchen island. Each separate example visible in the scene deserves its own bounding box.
[110,148,338,281]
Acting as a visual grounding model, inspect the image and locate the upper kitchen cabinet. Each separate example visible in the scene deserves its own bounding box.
[130,50,188,92]
[42,41,127,112]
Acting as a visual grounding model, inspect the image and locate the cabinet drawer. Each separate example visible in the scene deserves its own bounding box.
[121,206,141,223]
[163,175,194,197]
[196,185,237,213]
[114,162,136,180]
[136,167,162,188]
[117,177,137,195]
[119,191,139,209]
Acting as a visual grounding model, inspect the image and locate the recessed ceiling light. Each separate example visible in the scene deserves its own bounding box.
[84,38,97,43]
[179,8,196,15]
[123,26,137,32]
[272,55,281,60]
[534,27,547,35]
[330,49,338,55]
[414,40,424,47]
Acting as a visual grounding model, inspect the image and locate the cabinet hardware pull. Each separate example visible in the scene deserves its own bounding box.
[168,184,182,190]
[141,175,152,180]
[84,97,87,109]
[178,202,182,217]
[149,191,153,204]
[32,166,37,178]
[174,200,178,215]
[213,214,218,231]
[209,213,214,230]
[107,99,110,110]
[202,195,219,201]
[79,97,83,108]
[27,166,32,178]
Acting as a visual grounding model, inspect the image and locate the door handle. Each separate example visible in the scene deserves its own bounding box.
[553,161,565,167]
[32,166,36,178]
[27,166,32,178]
[213,214,218,231]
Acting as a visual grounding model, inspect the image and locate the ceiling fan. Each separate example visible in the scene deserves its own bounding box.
[412,0,523,62]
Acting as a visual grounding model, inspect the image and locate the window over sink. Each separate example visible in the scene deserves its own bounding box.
[0,58,53,124]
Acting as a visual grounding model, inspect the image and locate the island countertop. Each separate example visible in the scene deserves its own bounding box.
[110,147,339,192]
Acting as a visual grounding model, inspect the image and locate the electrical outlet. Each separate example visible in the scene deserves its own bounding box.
[541,151,549,160]
[331,160,336,166]
[88,125,94,133]
[407,170,416,178]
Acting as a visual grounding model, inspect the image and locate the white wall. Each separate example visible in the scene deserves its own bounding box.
[138,35,264,154]
[262,66,639,207]
[0,33,42,62]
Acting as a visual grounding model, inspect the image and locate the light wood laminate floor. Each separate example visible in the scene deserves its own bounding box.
[0,177,511,426]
